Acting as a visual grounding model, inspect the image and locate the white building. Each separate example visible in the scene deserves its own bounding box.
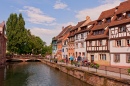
[109,1,130,66]
[74,16,91,58]
[86,8,116,66]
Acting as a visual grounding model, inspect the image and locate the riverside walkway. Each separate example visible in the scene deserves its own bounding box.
[45,60,130,80]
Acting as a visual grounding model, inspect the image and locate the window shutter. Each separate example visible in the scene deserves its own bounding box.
[113,54,115,62]
[121,39,125,46]
[112,40,115,47]
[126,54,128,63]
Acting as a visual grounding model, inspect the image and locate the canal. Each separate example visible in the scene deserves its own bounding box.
[0,62,91,86]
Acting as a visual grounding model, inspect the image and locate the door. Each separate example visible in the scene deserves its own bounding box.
[91,55,94,63]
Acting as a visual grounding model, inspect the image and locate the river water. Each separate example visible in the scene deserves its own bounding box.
[0,62,91,86]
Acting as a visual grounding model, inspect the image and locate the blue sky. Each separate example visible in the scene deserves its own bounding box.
[0,0,124,45]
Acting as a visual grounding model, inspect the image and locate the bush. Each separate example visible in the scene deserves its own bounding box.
[127,68,130,74]
[94,64,100,69]
[90,63,100,69]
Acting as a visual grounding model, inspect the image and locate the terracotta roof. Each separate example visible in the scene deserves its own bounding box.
[98,8,116,20]
[56,25,72,39]
[86,28,109,40]
[72,20,86,31]
[109,18,130,27]
[116,0,130,14]
[60,25,72,37]
[92,23,109,31]
[75,21,96,35]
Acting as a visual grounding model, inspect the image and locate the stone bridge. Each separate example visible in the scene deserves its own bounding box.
[6,55,44,62]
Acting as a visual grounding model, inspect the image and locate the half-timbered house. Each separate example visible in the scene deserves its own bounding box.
[109,1,130,66]
[86,8,116,65]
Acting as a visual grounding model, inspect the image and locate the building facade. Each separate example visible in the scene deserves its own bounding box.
[52,0,130,67]
[109,1,130,66]
[86,8,116,66]
[0,21,7,65]
[74,16,91,58]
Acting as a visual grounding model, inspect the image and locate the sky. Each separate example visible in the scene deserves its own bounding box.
[0,0,125,45]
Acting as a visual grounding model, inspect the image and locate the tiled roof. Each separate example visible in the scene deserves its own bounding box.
[72,20,86,31]
[116,0,130,14]
[56,25,72,39]
[60,25,72,37]
[98,8,116,20]
[109,18,130,27]
[85,7,115,40]
[75,21,96,35]
[92,23,109,31]
[86,28,109,40]
[109,0,130,27]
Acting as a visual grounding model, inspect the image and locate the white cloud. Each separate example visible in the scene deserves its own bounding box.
[30,27,61,45]
[30,22,76,45]
[53,0,68,9]
[19,6,56,24]
[75,0,124,21]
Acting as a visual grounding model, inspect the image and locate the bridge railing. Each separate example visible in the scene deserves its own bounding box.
[7,55,43,59]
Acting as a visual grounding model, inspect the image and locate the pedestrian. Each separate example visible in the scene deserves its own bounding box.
[70,54,74,65]
[49,55,52,62]
[65,55,68,65]
[82,54,86,66]
[77,53,82,67]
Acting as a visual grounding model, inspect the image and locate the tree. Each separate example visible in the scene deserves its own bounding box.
[6,13,18,53]
[6,13,48,55]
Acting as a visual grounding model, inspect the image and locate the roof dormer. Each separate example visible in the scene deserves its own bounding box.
[105,17,111,23]
[97,20,102,25]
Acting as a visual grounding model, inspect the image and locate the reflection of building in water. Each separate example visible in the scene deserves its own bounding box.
[0,21,6,65]
[0,67,5,86]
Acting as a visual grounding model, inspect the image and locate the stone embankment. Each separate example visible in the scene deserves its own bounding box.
[41,60,130,86]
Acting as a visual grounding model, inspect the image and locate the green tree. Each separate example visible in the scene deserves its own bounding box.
[6,13,18,53]
[6,13,48,55]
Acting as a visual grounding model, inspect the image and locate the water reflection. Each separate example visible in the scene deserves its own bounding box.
[0,67,4,86]
[0,62,91,86]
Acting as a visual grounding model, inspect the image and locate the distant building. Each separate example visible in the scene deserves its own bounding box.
[0,21,7,65]
[52,37,57,58]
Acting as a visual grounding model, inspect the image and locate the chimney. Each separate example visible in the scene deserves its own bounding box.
[86,16,90,20]
[62,26,64,30]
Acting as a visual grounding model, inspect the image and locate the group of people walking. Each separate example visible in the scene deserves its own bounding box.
[65,53,88,67]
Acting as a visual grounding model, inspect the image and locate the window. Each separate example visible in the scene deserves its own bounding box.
[76,35,78,40]
[81,42,84,48]
[66,48,68,52]
[116,40,121,46]
[100,54,106,60]
[81,33,84,39]
[119,26,126,32]
[114,54,120,62]
[76,43,78,48]
[93,30,104,35]
[127,39,130,46]
[99,40,102,46]
[89,41,92,46]
[126,54,130,63]
[116,14,122,20]
[97,20,102,25]
[106,18,111,23]
[127,12,130,18]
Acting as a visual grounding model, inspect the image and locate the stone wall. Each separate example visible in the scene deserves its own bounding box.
[41,60,130,86]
